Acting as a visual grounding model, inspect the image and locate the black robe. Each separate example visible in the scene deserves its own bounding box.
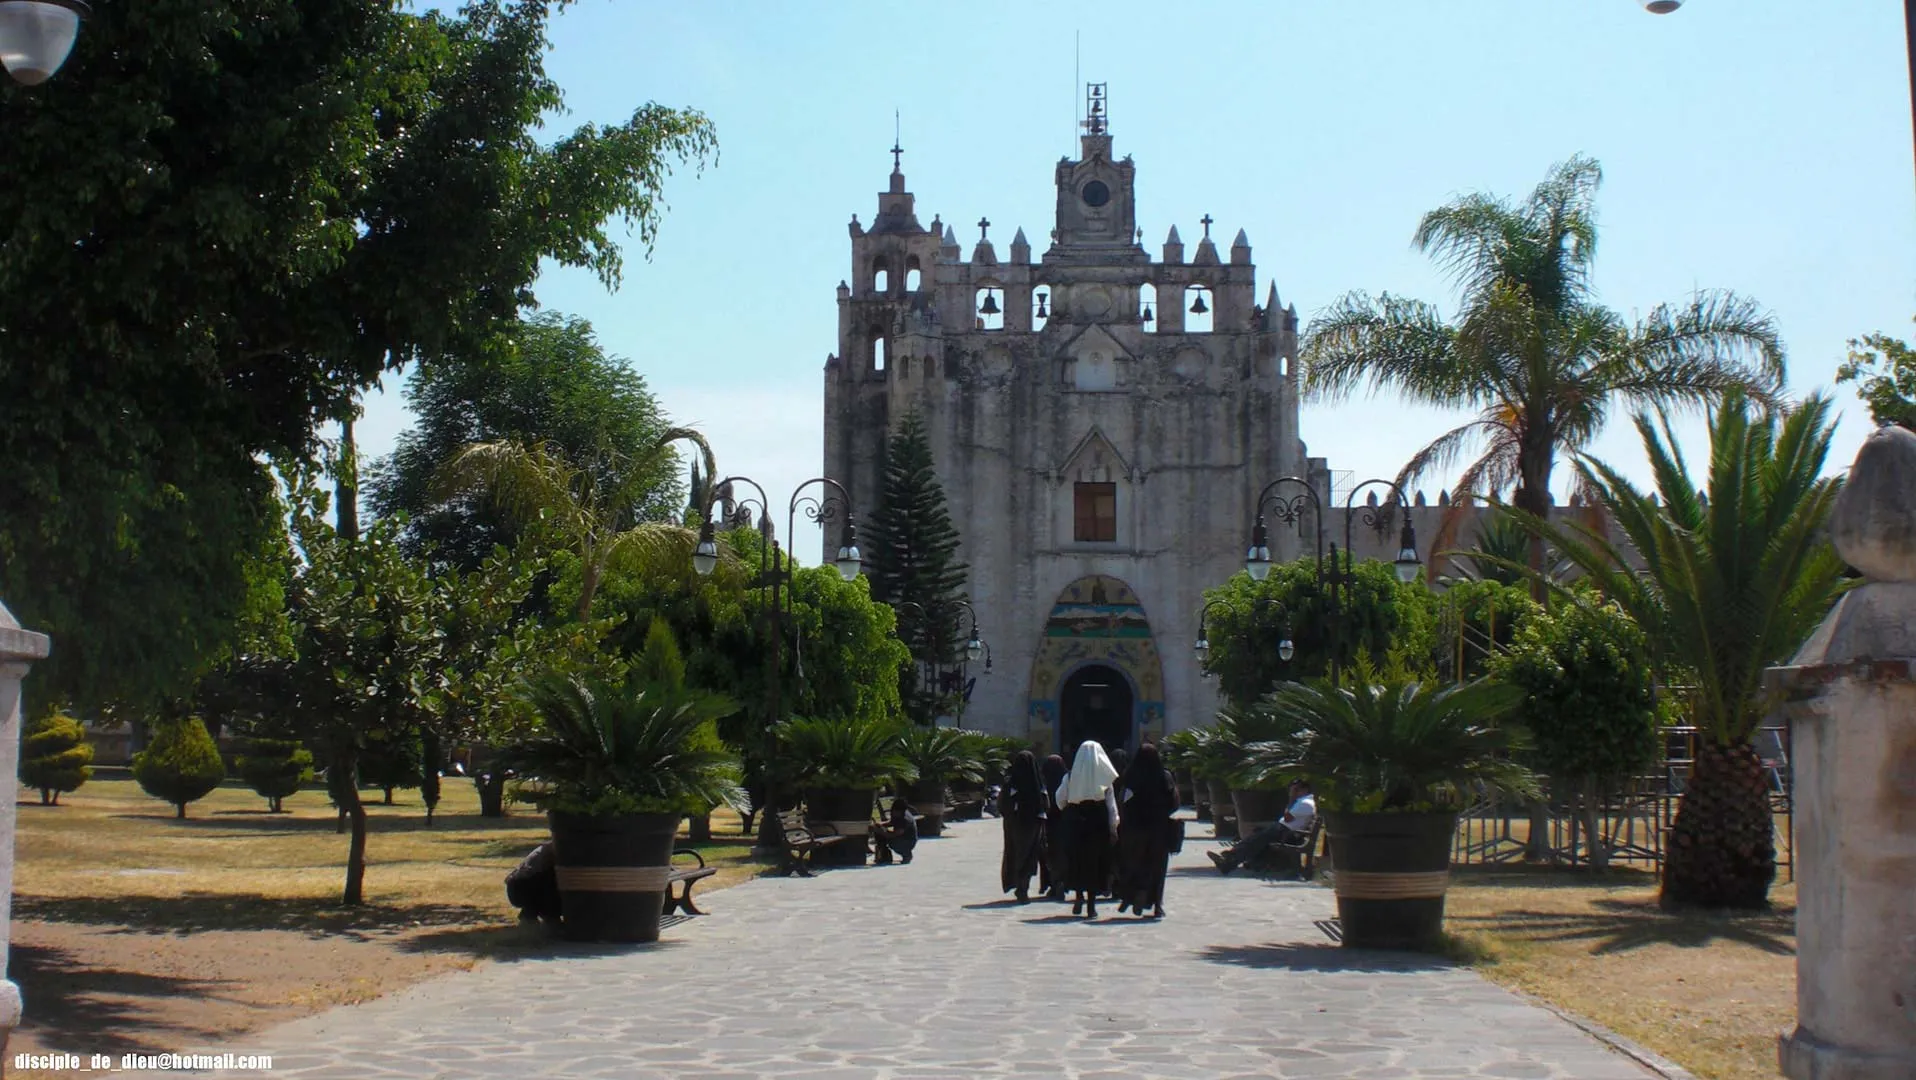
[1114,767,1177,911]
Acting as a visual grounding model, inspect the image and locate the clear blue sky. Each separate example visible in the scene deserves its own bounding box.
[362,0,1915,542]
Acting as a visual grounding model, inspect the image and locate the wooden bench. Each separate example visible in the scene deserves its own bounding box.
[1241,818,1322,880]
[663,847,718,916]
[776,809,846,876]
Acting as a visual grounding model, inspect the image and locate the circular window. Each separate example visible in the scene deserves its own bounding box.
[1081,180,1110,207]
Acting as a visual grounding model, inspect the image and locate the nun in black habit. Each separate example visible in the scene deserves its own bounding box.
[998,750,1046,902]
[1039,753,1069,901]
[1056,740,1120,919]
[1114,742,1177,919]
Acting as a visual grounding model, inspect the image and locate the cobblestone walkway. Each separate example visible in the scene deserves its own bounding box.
[212,818,1657,1079]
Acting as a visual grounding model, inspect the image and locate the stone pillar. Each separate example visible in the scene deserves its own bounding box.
[0,601,51,1058]
[1767,424,1916,1080]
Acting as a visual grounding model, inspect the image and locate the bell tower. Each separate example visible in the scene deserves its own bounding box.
[1046,84,1145,265]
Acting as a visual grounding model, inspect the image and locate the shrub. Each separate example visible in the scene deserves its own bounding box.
[357,732,423,805]
[19,711,93,805]
[132,716,227,818]
[235,737,314,813]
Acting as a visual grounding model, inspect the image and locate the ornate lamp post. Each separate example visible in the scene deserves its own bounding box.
[891,598,986,725]
[0,0,88,86]
[692,475,859,848]
[1195,597,1295,667]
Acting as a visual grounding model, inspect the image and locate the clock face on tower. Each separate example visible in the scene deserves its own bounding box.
[1081,181,1110,207]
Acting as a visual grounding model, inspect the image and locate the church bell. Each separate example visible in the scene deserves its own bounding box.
[978,289,1001,316]
[1189,291,1208,315]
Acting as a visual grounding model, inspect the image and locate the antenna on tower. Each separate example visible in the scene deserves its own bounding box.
[890,109,903,172]
[1073,31,1080,146]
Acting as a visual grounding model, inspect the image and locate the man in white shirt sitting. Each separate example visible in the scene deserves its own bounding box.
[1207,779,1316,875]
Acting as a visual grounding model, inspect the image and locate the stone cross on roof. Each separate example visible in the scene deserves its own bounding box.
[1200,213,1214,240]
[977,217,990,241]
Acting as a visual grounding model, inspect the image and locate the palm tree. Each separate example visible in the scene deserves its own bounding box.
[434,426,721,622]
[1506,390,1847,909]
[1300,156,1786,597]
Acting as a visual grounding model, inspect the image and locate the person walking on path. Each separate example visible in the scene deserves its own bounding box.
[1039,753,1069,901]
[999,750,1047,902]
[1056,740,1120,918]
[1113,742,1176,919]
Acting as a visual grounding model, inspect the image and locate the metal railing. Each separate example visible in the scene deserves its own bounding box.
[1451,723,1793,879]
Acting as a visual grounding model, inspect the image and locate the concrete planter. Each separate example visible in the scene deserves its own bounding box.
[1230,787,1288,835]
[548,811,682,943]
[905,780,948,837]
[1206,778,1238,839]
[806,787,875,865]
[1324,810,1458,950]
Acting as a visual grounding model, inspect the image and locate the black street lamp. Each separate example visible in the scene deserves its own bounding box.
[891,597,987,725]
[693,474,858,848]
[0,0,87,86]
[1195,597,1294,668]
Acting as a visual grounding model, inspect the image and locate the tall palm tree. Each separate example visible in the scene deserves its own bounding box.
[1506,390,1847,910]
[1300,156,1786,596]
[435,427,721,622]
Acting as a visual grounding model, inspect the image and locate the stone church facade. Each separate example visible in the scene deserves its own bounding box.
[822,91,1331,755]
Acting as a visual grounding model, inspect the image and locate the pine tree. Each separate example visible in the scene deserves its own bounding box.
[132,715,226,819]
[636,616,687,690]
[864,409,970,724]
[235,737,314,813]
[19,711,93,806]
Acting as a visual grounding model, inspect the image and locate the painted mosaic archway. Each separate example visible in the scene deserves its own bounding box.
[1025,575,1166,753]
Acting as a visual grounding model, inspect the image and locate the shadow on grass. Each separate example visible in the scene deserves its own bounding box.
[13,892,497,942]
[10,941,238,1055]
[1448,862,1662,890]
[1198,941,1458,973]
[108,812,551,835]
[1448,897,1796,957]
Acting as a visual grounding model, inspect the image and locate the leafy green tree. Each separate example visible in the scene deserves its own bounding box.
[0,2,715,714]
[235,737,315,814]
[1198,557,1435,709]
[863,409,970,724]
[132,715,227,819]
[19,711,94,806]
[1508,390,1846,908]
[1490,599,1659,870]
[250,468,445,903]
[1836,319,1916,430]
[1300,156,1784,599]
[367,312,682,568]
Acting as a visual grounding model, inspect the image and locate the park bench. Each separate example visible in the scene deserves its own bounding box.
[775,809,846,876]
[663,847,718,916]
[1245,817,1323,880]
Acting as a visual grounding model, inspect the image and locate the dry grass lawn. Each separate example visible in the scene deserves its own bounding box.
[9,775,769,1067]
[1444,864,1796,1080]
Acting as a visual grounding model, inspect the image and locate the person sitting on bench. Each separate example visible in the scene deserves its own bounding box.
[1207,779,1314,874]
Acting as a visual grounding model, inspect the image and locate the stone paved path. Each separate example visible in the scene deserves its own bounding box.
[211,818,1657,1079]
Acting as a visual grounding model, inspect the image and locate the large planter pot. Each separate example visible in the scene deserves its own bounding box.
[1324,810,1458,951]
[547,810,682,943]
[1206,778,1239,839]
[806,786,875,865]
[947,783,987,820]
[906,780,948,837]
[1231,788,1289,835]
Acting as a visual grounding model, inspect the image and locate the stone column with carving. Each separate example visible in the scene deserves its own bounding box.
[0,601,51,1059]
[1767,424,1916,1080]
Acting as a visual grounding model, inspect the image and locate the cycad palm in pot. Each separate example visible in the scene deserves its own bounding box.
[780,715,913,865]
[1244,676,1536,950]
[896,727,985,837]
[504,674,741,942]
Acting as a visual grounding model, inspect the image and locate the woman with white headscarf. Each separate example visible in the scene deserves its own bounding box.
[1055,739,1120,918]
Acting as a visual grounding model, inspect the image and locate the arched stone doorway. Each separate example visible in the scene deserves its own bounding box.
[1059,664,1134,760]
[1025,575,1165,755]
